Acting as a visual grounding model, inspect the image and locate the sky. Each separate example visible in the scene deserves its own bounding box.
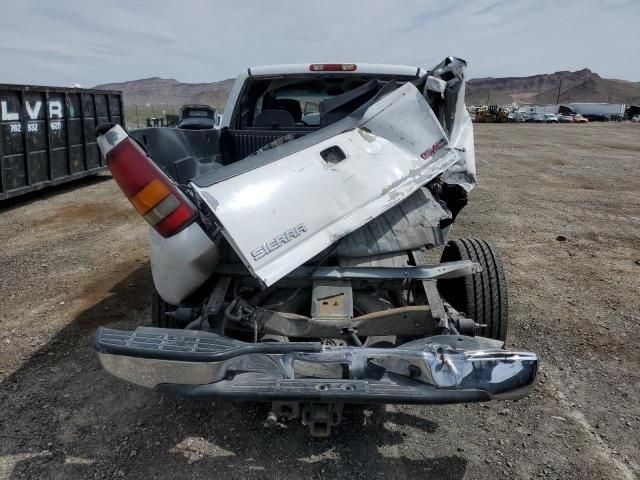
[0,0,638,87]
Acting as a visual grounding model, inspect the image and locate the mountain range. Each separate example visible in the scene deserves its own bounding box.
[95,68,640,110]
[466,68,640,105]
[95,77,235,109]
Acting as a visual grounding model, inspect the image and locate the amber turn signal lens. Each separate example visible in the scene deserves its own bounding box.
[130,178,170,214]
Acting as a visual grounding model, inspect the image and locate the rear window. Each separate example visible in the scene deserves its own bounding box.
[271,86,329,125]
[234,74,416,129]
[182,108,214,119]
[254,77,368,126]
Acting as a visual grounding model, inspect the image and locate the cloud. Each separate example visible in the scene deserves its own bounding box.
[0,0,637,87]
[32,3,176,46]
[0,46,98,65]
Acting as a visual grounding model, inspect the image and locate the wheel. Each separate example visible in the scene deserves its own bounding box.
[437,238,508,341]
[151,287,177,328]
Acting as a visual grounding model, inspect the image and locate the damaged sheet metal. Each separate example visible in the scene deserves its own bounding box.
[336,187,451,257]
[191,58,475,287]
[429,57,476,191]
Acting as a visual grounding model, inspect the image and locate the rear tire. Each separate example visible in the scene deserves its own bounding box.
[438,238,508,341]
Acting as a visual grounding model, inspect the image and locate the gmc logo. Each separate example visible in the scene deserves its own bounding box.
[420,137,447,160]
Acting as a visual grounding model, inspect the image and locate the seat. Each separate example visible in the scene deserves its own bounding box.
[271,99,303,123]
[254,109,295,128]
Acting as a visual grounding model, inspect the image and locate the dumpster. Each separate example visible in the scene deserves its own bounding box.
[0,84,124,200]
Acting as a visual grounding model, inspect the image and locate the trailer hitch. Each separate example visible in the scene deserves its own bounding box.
[265,401,344,437]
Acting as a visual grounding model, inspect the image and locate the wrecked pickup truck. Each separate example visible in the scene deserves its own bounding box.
[95,59,538,437]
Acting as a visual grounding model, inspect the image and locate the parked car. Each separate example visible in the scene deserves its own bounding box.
[526,112,542,122]
[572,114,588,123]
[558,114,574,123]
[528,112,557,123]
[507,112,526,123]
[583,114,610,122]
[632,115,640,123]
[94,59,538,437]
[178,104,216,130]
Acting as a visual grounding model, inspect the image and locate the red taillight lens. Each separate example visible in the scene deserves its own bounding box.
[309,63,357,72]
[97,125,196,237]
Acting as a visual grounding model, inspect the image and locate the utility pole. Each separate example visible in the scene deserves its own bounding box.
[607,91,612,103]
[536,78,541,105]
[486,90,490,106]
[556,80,562,104]
[135,105,139,128]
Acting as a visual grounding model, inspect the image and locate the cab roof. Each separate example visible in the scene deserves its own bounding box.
[247,63,424,77]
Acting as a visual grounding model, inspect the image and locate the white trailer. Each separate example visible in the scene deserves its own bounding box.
[517,105,560,115]
[566,103,625,117]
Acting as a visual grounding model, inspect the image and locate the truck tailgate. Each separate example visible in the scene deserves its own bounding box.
[191,82,463,286]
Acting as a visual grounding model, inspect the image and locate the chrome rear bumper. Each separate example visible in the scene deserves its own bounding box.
[95,327,537,404]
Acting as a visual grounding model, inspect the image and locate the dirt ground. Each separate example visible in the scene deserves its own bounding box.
[1,123,639,480]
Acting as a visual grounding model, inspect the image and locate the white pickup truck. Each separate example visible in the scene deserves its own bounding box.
[94,59,537,437]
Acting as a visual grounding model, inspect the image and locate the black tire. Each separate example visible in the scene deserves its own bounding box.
[151,288,177,328]
[437,238,508,341]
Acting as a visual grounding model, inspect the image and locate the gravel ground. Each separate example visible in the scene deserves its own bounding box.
[0,123,639,480]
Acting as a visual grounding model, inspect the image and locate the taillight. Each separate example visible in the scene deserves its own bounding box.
[309,63,357,72]
[96,124,196,237]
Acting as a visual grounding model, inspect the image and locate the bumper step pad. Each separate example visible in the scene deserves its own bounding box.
[95,327,322,361]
